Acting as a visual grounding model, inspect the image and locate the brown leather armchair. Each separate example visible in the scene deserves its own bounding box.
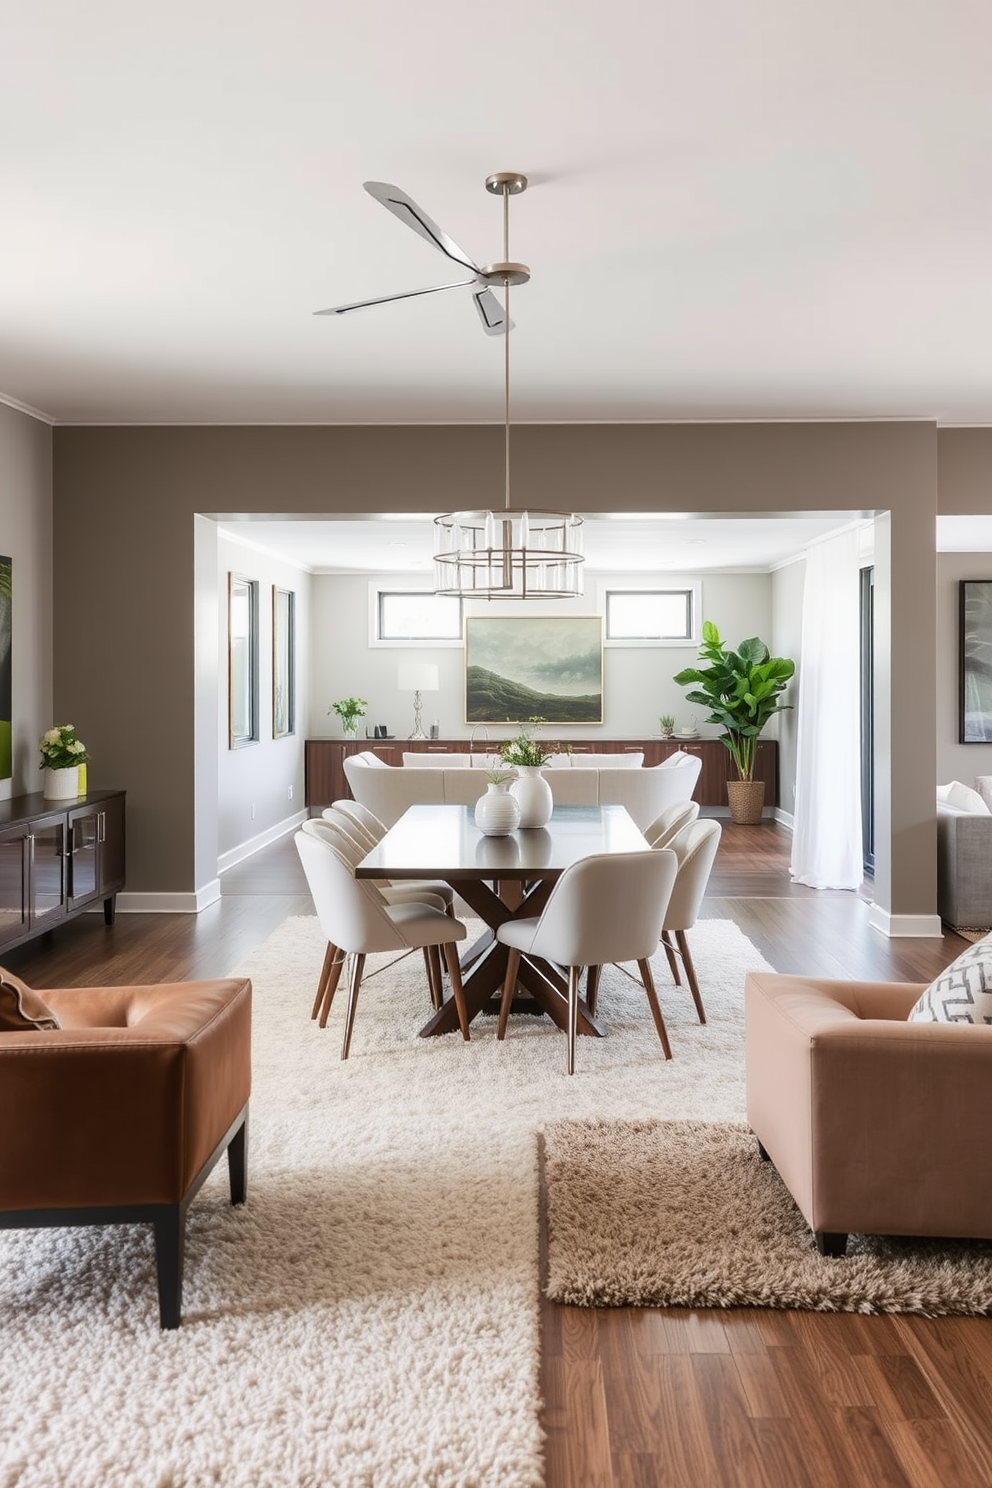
[0,975,252,1328]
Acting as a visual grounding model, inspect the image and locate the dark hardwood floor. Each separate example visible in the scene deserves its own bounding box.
[5,820,987,1487]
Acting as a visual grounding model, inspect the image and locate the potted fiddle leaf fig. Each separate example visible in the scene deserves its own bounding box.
[673,622,795,823]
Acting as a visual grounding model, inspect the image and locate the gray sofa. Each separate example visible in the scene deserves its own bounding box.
[937,781,992,929]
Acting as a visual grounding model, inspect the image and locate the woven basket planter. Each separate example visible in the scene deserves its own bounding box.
[726,779,765,825]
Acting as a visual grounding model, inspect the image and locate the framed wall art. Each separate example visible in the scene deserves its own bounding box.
[465,614,603,725]
[960,579,992,743]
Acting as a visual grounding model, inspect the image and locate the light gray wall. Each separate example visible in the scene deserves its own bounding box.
[216,532,310,860]
[770,556,805,820]
[309,570,772,745]
[0,404,52,799]
[52,420,937,921]
[937,551,992,789]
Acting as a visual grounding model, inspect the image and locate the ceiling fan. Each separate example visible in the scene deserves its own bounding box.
[314,172,530,335]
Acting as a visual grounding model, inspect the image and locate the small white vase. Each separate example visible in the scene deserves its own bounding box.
[510,766,553,828]
[474,782,521,837]
[342,722,359,739]
[43,766,79,800]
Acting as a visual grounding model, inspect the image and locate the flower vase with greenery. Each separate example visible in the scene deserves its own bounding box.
[329,697,368,738]
[39,724,90,799]
[673,622,794,822]
[499,720,557,827]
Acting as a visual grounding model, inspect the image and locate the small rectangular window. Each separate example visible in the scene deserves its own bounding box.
[377,590,462,642]
[605,588,694,641]
[229,574,259,747]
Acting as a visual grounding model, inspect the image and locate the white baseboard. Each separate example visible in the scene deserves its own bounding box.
[115,881,221,914]
[217,812,307,876]
[868,906,944,939]
[773,808,794,830]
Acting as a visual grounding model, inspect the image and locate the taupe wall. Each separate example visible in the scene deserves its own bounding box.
[52,421,937,921]
[0,404,53,798]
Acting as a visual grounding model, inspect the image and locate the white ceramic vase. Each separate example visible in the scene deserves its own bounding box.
[43,766,79,800]
[510,766,553,828]
[474,781,521,837]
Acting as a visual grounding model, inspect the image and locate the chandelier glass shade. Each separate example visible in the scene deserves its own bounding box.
[433,508,583,598]
[433,172,584,601]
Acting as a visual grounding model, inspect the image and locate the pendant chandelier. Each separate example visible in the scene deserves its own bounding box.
[433,173,584,600]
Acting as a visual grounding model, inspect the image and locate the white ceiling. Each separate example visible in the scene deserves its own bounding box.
[3,3,992,426]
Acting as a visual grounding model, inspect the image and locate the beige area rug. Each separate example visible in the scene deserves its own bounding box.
[950,925,990,944]
[0,915,772,1488]
[544,1117,992,1316]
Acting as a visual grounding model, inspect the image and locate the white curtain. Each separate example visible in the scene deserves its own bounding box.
[790,527,864,889]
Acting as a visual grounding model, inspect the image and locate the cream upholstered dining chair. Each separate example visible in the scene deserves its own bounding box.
[322,803,457,912]
[294,827,470,1059]
[643,800,701,850]
[658,818,723,1024]
[302,818,450,1016]
[330,798,387,842]
[495,849,678,1075]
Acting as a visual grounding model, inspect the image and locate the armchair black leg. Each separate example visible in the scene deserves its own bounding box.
[153,1206,185,1330]
[756,1139,771,1162]
[815,1231,848,1258]
[227,1116,248,1205]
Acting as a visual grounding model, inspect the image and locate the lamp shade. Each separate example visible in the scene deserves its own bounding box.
[398,663,439,693]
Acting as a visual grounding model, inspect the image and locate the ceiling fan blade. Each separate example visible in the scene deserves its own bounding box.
[314,278,478,317]
[472,287,513,336]
[363,181,480,273]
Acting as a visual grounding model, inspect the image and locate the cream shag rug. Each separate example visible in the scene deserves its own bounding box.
[544,1117,992,1315]
[0,915,769,1488]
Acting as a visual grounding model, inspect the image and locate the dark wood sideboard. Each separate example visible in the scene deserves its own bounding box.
[0,789,126,953]
[304,739,777,811]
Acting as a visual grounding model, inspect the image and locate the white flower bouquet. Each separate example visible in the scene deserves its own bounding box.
[39,724,90,771]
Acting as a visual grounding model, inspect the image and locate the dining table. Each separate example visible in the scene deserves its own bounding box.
[355,802,650,1038]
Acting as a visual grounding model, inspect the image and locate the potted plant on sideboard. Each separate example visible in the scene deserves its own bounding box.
[673,622,795,824]
[328,697,368,739]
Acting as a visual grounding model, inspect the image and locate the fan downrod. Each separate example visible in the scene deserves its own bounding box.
[482,172,530,285]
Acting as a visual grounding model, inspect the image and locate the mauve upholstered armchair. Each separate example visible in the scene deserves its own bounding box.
[745,971,992,1256]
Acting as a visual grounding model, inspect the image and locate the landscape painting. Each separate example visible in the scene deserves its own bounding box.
[961,579,992,742]
[0,557,10,780]
[465,615,603,724]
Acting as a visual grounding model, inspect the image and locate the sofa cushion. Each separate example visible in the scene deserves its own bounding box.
[937,781,991,814]
[0,970,61,1031]
[908,935,992,1024]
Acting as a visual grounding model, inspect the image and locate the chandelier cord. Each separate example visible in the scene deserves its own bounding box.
[503,183,511,516]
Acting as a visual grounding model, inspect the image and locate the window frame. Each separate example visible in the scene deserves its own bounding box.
[599,581,701,648]
[272,586,296,739]
[368,583,464,647]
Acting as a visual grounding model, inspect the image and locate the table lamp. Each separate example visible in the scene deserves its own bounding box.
[398,663,439,740]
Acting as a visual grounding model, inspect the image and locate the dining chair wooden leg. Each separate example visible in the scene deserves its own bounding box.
[423,947,442,1009]
[638,957,673,1061]
[586,964,602,1017]
[661,930,681,985]
[497,947,521,1040]
[340,952,366,1060]
[442,943,471,1042]
[677,930,706,1023]
[312,943,337,1019]
[567,965,581,1075]
[318,950,346,1029]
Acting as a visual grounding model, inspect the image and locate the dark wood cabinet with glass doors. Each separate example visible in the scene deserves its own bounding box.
[0,790,126,952]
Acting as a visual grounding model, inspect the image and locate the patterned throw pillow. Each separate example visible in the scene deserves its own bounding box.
[0,970,61,1031]
[908,935,992,1024]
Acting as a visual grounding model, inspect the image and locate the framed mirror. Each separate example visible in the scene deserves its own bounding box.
[229,573,259,748]
[272,586,296,738]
